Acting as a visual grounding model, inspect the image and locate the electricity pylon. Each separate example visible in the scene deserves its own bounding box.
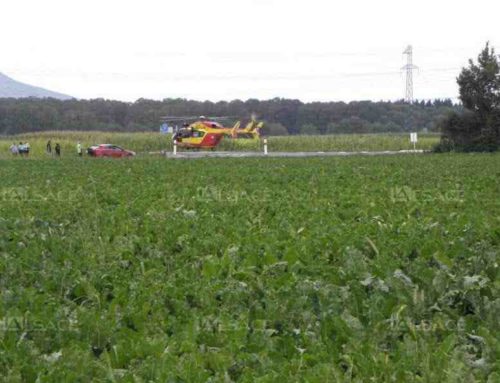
[402,45,418,103]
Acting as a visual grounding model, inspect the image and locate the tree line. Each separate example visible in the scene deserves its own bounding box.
[0,97,458,136]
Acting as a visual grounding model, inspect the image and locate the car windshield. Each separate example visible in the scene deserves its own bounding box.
[102,145,122,150]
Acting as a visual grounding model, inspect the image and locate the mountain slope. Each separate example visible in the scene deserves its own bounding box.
[0,72,72,100]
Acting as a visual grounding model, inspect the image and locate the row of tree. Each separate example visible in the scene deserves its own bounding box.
[0,97,457,136]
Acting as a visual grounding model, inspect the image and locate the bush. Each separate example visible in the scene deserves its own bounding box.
[438,110,500,152]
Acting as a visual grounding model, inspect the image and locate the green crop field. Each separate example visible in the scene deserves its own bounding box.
[0,131,440,159]
[0,154,499,382]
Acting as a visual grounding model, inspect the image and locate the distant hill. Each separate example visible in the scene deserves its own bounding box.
[0,72,72,100]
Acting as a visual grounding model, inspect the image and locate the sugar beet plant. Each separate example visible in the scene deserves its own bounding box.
[0,154,499,382]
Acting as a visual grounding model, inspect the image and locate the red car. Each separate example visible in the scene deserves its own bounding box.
[87,144,136,158]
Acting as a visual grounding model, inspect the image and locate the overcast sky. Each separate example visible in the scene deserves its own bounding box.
[1,0,499,102]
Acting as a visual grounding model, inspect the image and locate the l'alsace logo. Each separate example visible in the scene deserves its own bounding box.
[390,186,464,203]
[390,186,417,203]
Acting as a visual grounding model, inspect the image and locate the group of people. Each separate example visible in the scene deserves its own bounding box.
[45,140,62,156]
[9,140,83,157]
[9,142,30,156]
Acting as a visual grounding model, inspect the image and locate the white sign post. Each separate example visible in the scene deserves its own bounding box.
[410,132,418,151]
[263,138,268,155]
[173,140,177,156]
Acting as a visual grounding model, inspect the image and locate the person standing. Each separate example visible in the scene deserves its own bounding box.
[18,142,25,157]
[46,140,52,154]
[77,142,82,157]
[55,143,61,157]
[9,143,18,156]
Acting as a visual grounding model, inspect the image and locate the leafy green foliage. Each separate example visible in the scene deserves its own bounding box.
[438,43,500,151]
[0,154,498,381]
[458,44,500,116]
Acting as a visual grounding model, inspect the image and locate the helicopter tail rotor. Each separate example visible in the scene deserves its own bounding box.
[231,121,241,138]
[244,120,263,132]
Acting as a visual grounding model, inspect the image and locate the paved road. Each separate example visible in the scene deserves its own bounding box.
[162,149,427,159]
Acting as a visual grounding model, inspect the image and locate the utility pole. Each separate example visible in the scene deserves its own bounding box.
[402,45,418,103]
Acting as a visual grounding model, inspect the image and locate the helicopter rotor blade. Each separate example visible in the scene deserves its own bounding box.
[160,116,200,121]
[203,116,239,120]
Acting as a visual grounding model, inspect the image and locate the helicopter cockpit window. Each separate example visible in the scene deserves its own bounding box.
[192,130,205,138]
[179,129,191,138]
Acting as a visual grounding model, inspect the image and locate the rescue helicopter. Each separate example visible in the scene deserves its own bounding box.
[162,115,263,149]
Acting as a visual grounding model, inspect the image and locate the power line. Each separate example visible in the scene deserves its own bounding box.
[4,66,462,81]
